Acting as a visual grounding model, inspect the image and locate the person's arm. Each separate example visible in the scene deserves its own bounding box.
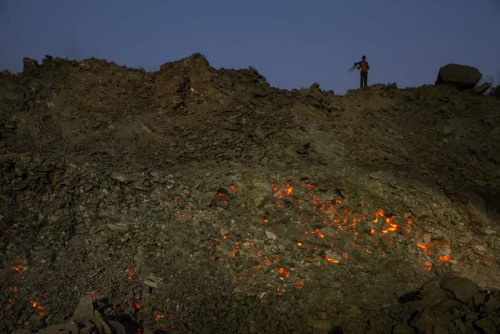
[367,62,370,70]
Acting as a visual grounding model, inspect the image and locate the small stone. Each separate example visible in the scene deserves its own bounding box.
[307,319,332,331]
[143,273,161,289]
[391,324,416,334]
[319,226,336,238]
[325,250,342,263]
[432,325,449,334]
[265,230,277,240]
[110,172,128,183]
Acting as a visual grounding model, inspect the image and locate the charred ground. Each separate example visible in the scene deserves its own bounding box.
[1,53,500,333]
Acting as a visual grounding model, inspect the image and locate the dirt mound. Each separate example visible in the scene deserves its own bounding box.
[1,54,500,333]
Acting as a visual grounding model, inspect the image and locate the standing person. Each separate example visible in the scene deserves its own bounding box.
[354,55,370,88]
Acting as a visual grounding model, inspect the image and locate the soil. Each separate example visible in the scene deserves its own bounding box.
[1,53,500,333]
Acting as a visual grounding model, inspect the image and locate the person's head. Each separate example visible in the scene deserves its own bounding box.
[362,55,366,60]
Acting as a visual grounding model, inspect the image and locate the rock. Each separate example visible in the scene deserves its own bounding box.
[325,250,342,263]
[110,172,128,183]
[37,322,78,333]
[391,324,416,334]
[11,330,33,334]
[483,291,500,312]
[307,319,332,332]
[473,316,498,334]
[474,82,492,95]
[108,320,128,334]
[71,295,94,322]
[440,276,479,304]
[143,273,161,288]
[432,325,449,334]
[319,226,337,238]
[23,58,39,74]
[435,63,482,90]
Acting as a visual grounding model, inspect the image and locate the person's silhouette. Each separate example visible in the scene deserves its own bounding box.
[354,55,370,88]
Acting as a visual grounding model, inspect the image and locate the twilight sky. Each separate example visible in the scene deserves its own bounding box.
[1,0,499,94]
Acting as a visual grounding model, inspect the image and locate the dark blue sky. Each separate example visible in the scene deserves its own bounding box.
[1,0,499,94]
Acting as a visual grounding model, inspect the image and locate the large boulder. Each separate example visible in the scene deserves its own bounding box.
[435,63,482,90]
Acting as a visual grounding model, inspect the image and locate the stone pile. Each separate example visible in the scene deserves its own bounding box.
[370,274,500,334]
[1,54,500,333]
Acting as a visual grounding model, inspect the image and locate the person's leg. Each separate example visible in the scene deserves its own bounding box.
[362,72,367,88]
[360,73,363,89]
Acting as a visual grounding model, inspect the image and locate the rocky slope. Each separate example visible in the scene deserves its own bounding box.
[1,53,499,333]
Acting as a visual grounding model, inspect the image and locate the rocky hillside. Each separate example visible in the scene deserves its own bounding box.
[1,53,500,333]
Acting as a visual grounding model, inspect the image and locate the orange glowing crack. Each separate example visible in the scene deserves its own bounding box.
[439,255,452,262]
[312,228,325,238]
[276,267,290,278]
[325,256,340,264]
[381,215,399,234]
[374,208,384,222]
[417,242,432,255]
[276,183,294,199]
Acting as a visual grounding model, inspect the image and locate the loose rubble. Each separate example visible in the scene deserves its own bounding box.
[1,54,499,333]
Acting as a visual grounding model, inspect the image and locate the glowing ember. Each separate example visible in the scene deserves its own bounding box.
[155,312,165,319]
[417,242,432,255]
[275,182,294,199]
[374,208,384,222]
[134,299,141,309]
[29,300,47,317]
[424,261,432,271]
[439,255,452,262]
[312,228,325,238]
[89,290,100,300]
[325,256,340,264]
[276,267,290,278]
[12,257,28,274]
[125,265,135,280]
[381,214,399,234]
[211,177,455,295]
